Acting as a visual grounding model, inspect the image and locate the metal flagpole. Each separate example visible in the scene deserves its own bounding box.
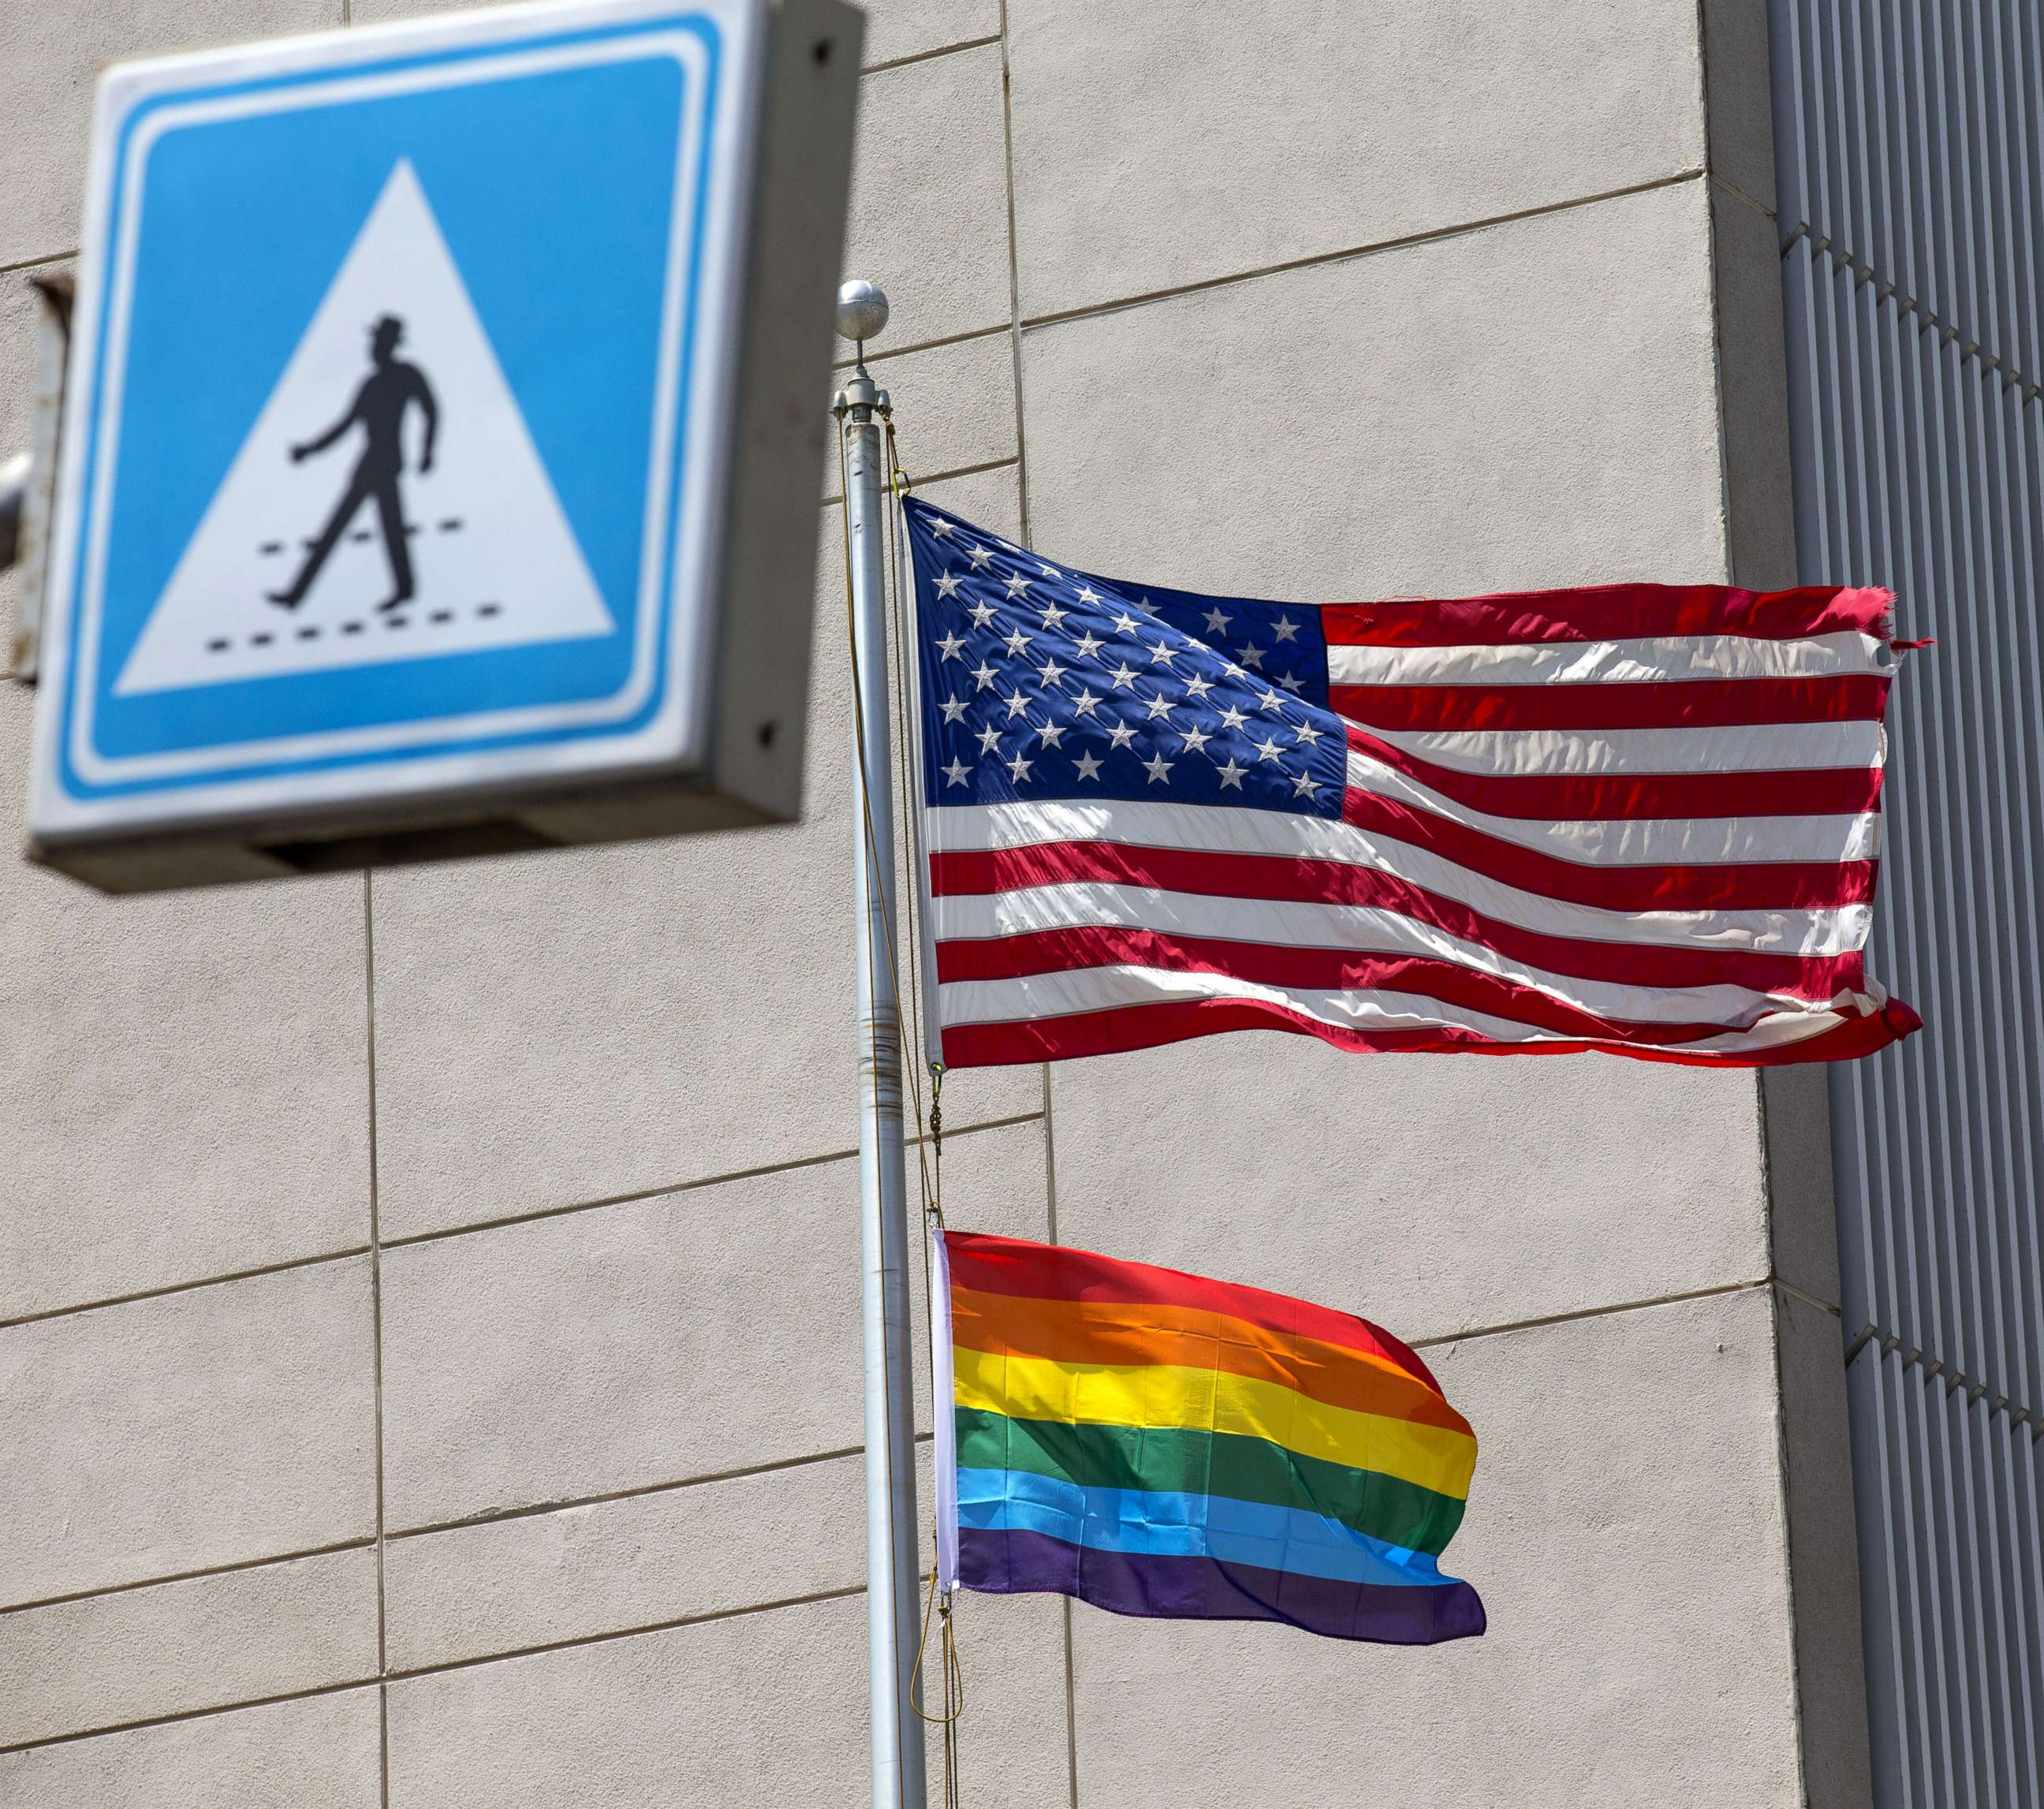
[833,278,929,1809]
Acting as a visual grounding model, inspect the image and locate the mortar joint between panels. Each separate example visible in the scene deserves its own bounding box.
[0,1438,934,1623]
[1707,171,1778,222]
[825,455,1020,509]
[830,321,1011,374]
[383,1583,873,1686]
[1012,166,1710,337]
[0,1537,380,1620]
[0,1114,1045,1330]
[0,248,77,276]
[1409,1275,1774,1350]
[0,1245,375,1335]
[371,1110,1044,1248]
[382,1438,916,1542]
[1769,1274,1843,1317]
[0,1583,875,1759]
[860,32,1002,79]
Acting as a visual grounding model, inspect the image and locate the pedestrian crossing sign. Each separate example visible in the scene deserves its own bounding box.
[28,0,860,890]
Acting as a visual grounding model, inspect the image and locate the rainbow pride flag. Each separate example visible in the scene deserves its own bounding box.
[932,1231,1485,1645]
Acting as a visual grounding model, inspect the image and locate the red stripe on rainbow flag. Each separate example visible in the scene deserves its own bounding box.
[943,1230,1445,1396]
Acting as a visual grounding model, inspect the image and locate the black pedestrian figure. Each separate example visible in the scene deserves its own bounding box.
[268,314,439,613]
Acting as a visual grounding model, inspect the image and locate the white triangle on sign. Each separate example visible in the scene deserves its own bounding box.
[115,159,616,697]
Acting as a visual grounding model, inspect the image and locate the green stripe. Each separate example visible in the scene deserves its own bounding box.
[955,1407,1468,1557]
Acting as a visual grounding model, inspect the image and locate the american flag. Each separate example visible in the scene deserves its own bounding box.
[905,496,1919,1069]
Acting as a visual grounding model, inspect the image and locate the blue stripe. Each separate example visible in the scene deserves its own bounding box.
[956,1468,1456,1590]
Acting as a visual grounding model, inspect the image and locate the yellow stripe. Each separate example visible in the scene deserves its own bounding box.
[953,1345,1476,1501]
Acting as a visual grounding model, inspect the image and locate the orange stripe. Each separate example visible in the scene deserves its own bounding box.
[951,1286,1470,1437]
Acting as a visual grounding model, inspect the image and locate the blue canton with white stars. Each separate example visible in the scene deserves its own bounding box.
[908,497,1346,814]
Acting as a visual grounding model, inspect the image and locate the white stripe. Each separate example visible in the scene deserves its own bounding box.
[929,797,1292,858]
[931,1228,958,1592]
[1364,718,1885,777]
[934,882,1831,1026]
[1342,746,1881,864]
[1326,630,1893,688]
[936,964,1859,1054]
[925,800,1870,956]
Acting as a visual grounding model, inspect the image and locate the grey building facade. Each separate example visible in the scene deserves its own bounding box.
[0,2,2031,1804]
[1772,0,2044,1800]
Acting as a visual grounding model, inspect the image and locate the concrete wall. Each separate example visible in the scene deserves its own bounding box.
[0,2,1867,1804]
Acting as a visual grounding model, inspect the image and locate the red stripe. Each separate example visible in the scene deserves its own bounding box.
[1337,786,1876,910]
[1343,724,1884,822]
[940,993,1920,1071]
[934,925,1770,1044]
[927,841,1868,998]
[943,1230,1444,1395]
[1320,584,1894,647]
[1329,673,1889,732]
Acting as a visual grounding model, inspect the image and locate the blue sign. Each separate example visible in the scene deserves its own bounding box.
[32,0,772,844]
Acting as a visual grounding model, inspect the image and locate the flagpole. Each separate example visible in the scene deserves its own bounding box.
[834,278,929,1809]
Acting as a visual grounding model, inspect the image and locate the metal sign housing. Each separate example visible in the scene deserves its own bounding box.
[26,0,859,890]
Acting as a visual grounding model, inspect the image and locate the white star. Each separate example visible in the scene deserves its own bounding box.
[1076,585,1102,606]
[1113,610,1145,636]
[934,571,964,600]
[1142,752,1174,784]
[1291,772,1322,800]
[966,600,999,630]
[1202,606,1233,635]
[1038,562,1062,579]
[1253,736,1285,762]
[1273,614,1300,643]
[1003,688,1031,718]
[1216,758,1248,789]
[936,632,966,661]
[1002,628,1031,658]
[975,725,1002,754]
[1148,640,1180,666]
[1036,720,1068,748]
[1292,720,1322,745]
[1071,687,1103,717]
[1235,642,1266,670]
[1144,692,1177,719]
[1005,750,1034,783]
[1105,721,1139,750]
[939,695,968,724]
[931,518,956,539]
[971,662,999,692]
[966,544,994,569]
[1259,687,1285,712]
[1276,672,1304,693]
[942,757,971,787]
[1038,602,1069,632]
[1108,662,1140,690]
[1003,573,1033,598]
[1035,657,1069,688]
[1218,704,1248,731]
[1182,673,1214,700]
[1177,725,1212,754]
[1072,631,1105,660]
[1073,751,1104,781]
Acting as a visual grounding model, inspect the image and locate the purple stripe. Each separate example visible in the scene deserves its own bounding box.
[958,1527,1486,1646]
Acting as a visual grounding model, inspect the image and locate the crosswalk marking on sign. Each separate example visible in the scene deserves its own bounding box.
[116,159,614,696]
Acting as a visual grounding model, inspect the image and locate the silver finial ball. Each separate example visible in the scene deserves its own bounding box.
[835,279,890,345]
